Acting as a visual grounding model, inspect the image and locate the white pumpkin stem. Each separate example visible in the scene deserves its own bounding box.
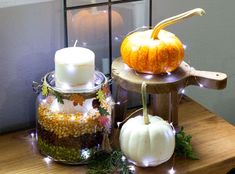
[151,8,206,39]
[141,82,149,125]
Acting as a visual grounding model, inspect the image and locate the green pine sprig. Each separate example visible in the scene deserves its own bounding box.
[175,127,199,160]
[98,107,109,116]
[87,150,131,174]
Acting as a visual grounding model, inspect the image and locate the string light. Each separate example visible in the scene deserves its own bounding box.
[67,65,76,73]
[128,165,136,172]
[43,157,52,164]
[170,123,176,135]
[70,115,76,121]
[116,101,121,105]
[167,72,171,76]
[81,149,90,159]
[199,83,204,88]
[30,132,35,138]
[61,83,70,90]
[124,64,130,70]
[168,167,176,174]
[114,36,119,41]
[117,122,121,127]
[42,99,47,104]
[144,74,153,79]
[181,89,185,94]
[82,42,87,46]
[143,160,149,167]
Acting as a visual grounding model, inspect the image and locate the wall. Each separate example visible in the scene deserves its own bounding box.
[152,0,235,124]
[0,0,64,133]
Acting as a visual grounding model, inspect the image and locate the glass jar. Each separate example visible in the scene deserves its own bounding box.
[35,71,113,164]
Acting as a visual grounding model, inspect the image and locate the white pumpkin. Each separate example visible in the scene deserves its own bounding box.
[119,115,175,167]
[119,82,175,167]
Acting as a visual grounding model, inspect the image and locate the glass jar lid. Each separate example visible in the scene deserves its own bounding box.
[43,71,107,94]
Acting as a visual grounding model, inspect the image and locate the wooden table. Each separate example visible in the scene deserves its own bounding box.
[0,97,235,174]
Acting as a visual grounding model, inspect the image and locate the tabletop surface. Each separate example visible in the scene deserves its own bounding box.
[0,96,235,174]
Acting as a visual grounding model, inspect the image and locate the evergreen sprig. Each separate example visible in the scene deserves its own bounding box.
[98,107,110,116]
[175,127,199,160]
[87,150,131,174]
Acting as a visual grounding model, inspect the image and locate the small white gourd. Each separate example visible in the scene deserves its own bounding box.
[119,82,175,167]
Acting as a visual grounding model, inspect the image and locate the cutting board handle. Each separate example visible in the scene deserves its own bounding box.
[189,69,227,89]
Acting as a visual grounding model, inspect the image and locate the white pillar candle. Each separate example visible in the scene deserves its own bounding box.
[55,47,95,88]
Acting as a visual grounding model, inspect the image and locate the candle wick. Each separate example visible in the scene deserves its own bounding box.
[73,40,78,47]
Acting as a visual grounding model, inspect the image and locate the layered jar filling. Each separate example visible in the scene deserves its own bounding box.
[37,92,112,164]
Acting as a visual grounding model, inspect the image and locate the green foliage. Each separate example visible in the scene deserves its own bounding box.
[87,150,131,174]
[98,107,109,116]
[52,91,64,104]
[42,82,49,96]
[175,127,199,160]
[96,89,106,103]
[41,81,64,104]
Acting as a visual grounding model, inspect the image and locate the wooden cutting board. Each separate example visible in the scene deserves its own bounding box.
[111,57,227,94]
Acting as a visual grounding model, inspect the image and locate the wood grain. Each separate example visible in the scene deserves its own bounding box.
[0,96,235,174]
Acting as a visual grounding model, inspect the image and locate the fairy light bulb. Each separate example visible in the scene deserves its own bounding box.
[30,132,35,138]
[124,64,130,70]
[128,165,135,172]
[168,167,176,174]
[167,72,171,76]
[81,149,90,159]
[82,42,87,46]
[145,74,153,79]
[170,123,176,135]
[114,36,119,41]
[43,157,52,165]
[42,99,47,104]
[199,83,204,88]
[121,156,126,162]
[70,115,76,121]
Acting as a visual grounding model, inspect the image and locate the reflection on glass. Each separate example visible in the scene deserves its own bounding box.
[67,6,110,73]
[66,0,107,7]
[111,0,149,60]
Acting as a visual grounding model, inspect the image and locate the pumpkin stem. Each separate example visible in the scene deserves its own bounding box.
[151,8,206,39]
[141,82,150,125]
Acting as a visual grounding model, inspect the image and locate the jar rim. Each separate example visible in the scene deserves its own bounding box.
[43,71,108,94]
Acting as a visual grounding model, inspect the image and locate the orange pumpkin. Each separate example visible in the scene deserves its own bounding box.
[121,8,205,74]
[73,8,123,44]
